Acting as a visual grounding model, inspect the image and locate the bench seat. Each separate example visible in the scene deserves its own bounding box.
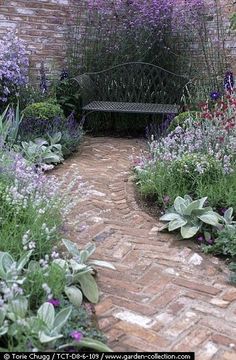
[83,101,179,115]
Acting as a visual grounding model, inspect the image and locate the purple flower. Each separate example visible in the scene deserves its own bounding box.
[224,71,234,92]
[0,31,29,103]
[70,331,83,342]
[219,207,227,215]
[207,238,214,245]
[197,235,204,242]
[210,91,221,101]
[47,298,60,307]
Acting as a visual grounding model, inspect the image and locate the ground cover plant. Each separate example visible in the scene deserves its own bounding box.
[134,79,236,280]
[0,143,113,351]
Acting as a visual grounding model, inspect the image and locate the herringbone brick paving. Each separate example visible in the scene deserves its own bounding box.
[54,137,236,358]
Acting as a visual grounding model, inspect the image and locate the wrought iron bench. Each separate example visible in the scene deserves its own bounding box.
[74,62,188,125]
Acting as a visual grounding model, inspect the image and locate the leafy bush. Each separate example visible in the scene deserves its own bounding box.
[169,153,223,188]
[135,89,236,209]
[20,132,64,166]
[0,243,113,351]
[23,101,64,121]
[0,143,114,351]
[167,111,199,132]
[0,149,61,258]
[203,226,236,257]
[19,113,83,158]
[160,195,221,238]
[0,102,23,146]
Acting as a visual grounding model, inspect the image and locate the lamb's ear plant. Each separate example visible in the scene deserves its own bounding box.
[20,132,64,165]
[55,240,116,305]
[160,195,220,239]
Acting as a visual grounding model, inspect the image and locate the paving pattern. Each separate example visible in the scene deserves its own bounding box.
[53,136,236,359]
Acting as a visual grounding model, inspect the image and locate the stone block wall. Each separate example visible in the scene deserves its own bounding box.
[0,0,235,83]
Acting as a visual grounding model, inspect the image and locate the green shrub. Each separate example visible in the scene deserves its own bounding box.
[169,153,223,187]
[203,226,236,257]
[136,153,236,211]
[23,101,65,121]
[168,111,199,133]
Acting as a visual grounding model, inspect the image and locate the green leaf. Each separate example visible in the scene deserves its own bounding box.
[80,250,89,264]
[17,250,33,271]
[160,213,183,221]
[64,286,83,308]
[198,212,219,226]
[180,224,201,239]
[53,259,68,270]
[184,197,208,216]
[8,297,28,319]
[168,218,187,231]
[39,331,63,343]
[0,252,14,277]
[77,338,113,352]
[173,196,187,215]
[77,273,99,304]
[224,208,234,223]
[192,207,213,216]
[62,239,80,257]
[85,243,96,257]
[54,306,72,333]
[69,259,88,272]
[0,308,6,325]
[37,303,55,330]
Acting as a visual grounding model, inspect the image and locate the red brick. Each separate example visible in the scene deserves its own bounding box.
[173,278,221,295]
[151,287,179,308]
[115,321,170,347]
[212,334,236,347]
[173,327,212,352]
[222,289,236,302]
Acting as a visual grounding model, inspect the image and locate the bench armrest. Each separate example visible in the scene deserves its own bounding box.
[73,74,96,106]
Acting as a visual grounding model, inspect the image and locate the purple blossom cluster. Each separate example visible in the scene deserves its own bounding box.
[87,0,204,34]
[0,32,29,103]
[135,117,236,175]
[0,148,59,208]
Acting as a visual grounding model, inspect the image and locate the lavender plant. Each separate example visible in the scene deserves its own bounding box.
[69,0,204,74]
[19,112,83,157]
[134,88,236,210]
[0,32,29,105]
[0,149,61,257]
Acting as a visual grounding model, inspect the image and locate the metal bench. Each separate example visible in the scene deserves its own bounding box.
[74,62,188,126]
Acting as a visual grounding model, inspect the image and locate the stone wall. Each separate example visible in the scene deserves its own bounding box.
[0,0,235,82]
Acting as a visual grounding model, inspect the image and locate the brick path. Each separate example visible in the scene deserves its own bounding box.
[54,137,236,359]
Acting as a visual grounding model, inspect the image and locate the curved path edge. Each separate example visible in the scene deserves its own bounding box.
[53,137,236,359]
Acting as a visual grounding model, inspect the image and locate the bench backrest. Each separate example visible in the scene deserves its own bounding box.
[74,62,188,106]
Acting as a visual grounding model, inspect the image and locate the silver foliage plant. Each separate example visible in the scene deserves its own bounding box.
[160,195,225,239]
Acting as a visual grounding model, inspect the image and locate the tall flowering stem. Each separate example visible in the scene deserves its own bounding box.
[0,31,29,104]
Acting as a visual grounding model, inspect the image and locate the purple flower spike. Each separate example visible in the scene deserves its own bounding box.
[210,91,221,101]
[70,331,83,342]
[47,298,60,307]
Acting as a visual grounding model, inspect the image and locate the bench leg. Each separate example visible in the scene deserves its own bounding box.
[79,113,86,128]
